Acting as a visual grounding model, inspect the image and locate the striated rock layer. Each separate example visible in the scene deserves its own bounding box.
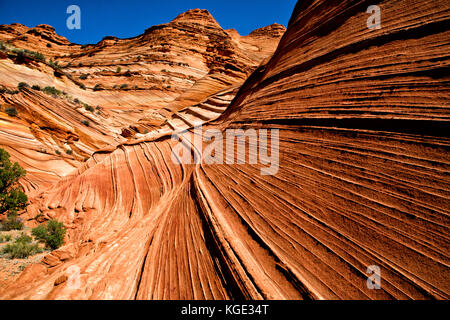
[0,9,284,189]
[0,1,449,299]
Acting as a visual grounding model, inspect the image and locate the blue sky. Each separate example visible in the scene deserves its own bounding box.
[0,0,297,44]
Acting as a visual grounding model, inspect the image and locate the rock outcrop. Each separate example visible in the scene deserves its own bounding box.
[0,0,449,300]
[0,9,284,190]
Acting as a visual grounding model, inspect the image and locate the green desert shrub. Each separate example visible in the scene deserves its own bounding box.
[5,106,18,117]
[0,233,12,242]
[10,48,45,62]
[15,233,32,244]
[32,220,66,250]
[0,148,28,231]
[1,233,42,259]
[30,51,45,62]
[0,213,24,231]
[31,85,41,91]
[18,82,29,90]
[79,74,88,80]
[42,86,62,96]
[48,60,60,69]
[81,120,90,126]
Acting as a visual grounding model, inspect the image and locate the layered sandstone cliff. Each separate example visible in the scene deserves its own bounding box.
[0,9,284,190]
[0,1,449,300]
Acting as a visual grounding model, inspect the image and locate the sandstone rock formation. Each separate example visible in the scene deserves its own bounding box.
[0,1,449,300]
[0,9,284,190]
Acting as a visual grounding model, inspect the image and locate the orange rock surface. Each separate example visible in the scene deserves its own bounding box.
[0,9,284,190]
[0,1,449,300]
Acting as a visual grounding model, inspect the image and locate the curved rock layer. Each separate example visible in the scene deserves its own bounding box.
[0,0,449,299]
[0,10,284,188]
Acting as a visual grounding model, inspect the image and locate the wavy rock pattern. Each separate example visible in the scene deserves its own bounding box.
[0,1,449,299]
[0,10,284,188]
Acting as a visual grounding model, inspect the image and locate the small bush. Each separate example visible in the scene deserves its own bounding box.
[81,120,90,126]
[42,86,62,96]
[0,213,24,231]
[11,49,45,62]
[65,149,73,155]
[0,148,28,230]
[2,241,42,258]
[15,233,32,244]
[0,233,12,242]
[32,220,66,250]
[79,74,88,80]
[18,82,29,90]
[31,51,45,62]
[5,106,18,117]
[48,60,60,69]
[1,233,42,259]
[80,84,86,90]
[55,150,61,155]
[84,104,94,112]
[46,43,52,48]
[116,67,121,73]
[11,48,23,55]
[120,84,128,89]
[31,85,41,91]
[93,84,101,91]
